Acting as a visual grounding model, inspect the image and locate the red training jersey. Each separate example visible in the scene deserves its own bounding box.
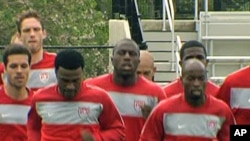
[140,94,235,141]
[0,85,33,141]
[217,66,250,124]
[27,82,125,141]
[86,74,166,141]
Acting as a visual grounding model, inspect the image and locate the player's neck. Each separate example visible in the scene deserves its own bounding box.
[186,95,206,107]
[113,72,138,86]
[31,48,43,65]
[4,84,28,100]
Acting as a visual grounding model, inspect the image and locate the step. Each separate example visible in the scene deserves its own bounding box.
[144,31,198,42]
[204,40,250,56]
[151,51,173,62]
[147,42,173,52]
[154,62,174,72]
[199,24,250,36]
[207,63,248,78]
[142,20,196,32]
[154,71,177,83]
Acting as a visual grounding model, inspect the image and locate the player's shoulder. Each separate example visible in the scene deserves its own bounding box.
[0,62,5,72]
[33,84,57,99]
[160,94,181,106]
[209,95,230,108]
[140,76,161,88]
[226,66,250,81]
[153,94,182,112]
[83,82,110,99]
[43,51,57,58]
[207,80,219,88]
[163,78,180,90]
[86,74,111,84]
[85,82,106,93]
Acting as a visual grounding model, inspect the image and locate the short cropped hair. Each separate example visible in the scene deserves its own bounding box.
[55,49,85,72]
[179,40,207,60]
[113,38,140,56]
[3,44,32,66]
[16,9,44,33]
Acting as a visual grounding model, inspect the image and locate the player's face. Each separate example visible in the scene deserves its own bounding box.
[56,67,82,99]
[181,65,207,101]
[19,17,46,54]
[112,44,140,76]
[180,47,207,66]
[5,55,30,88]
[137,63,155,81]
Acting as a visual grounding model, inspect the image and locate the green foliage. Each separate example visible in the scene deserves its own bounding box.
[0,0,110,78]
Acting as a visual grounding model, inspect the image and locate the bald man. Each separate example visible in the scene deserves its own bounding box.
[139,58,235,141]
[137,50,156,81]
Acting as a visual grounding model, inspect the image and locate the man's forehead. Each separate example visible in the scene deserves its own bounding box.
[184,47,205,54]
[21,18,42,28]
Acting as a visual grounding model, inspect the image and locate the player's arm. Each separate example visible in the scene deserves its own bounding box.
[90,91,125,141]
[139,103,165,141]
[141,86,166,119]
[216,78,231,106]
[217,107,236,141]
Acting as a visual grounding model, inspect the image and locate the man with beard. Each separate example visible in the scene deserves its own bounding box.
[139,58,235,141]
[0,9,57,91]
[0,44,33,141]
[86,38,166,141]
[27,49,125,141]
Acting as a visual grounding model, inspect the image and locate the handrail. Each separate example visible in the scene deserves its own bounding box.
[133,0,147,49]
[176,35,182,77]
[162,0,173,31]
[162,0,175,71]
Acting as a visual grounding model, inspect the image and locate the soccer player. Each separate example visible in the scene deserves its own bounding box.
[27,49,125,141]
[137,50,156,81]
[86,38,166,141]
[217,57,250,124]
[163,40,219,97]
[140,58,235,141]
[0,9,57,91]
[0,44,33,141]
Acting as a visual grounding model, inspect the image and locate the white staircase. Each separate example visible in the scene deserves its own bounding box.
[143,25,197,84]
[142,12,250,86]
[199,11,250,84]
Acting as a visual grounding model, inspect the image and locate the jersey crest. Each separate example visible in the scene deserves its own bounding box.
[39,72,50,83]
[207,120,218,129]
[78,107,90,119]
[134,100,145,112]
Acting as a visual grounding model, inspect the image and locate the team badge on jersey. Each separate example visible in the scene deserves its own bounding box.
[78,107,90,120]
[207,120,218,129]
[39,72,49,83]
[134,100,145,112]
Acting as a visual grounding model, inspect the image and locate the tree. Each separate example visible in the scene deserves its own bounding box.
[0,0,110,78]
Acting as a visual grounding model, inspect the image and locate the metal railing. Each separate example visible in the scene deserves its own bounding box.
[175,35,182,78]
[162,0,175,71]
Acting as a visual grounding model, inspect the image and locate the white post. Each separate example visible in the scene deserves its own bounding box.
[162,0,166,31]
[194,0,199,31]
[169,0,175,71]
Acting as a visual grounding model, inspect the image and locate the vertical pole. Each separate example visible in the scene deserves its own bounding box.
[162,0,166,31]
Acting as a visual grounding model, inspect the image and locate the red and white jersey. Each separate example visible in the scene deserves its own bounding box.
[163,78,219,97]
[0,85,33,141]
[139,94,235,141]
[0,51,57,91]
[86,74,166,141]
[217,66,250,124]
[27,82,125,141]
